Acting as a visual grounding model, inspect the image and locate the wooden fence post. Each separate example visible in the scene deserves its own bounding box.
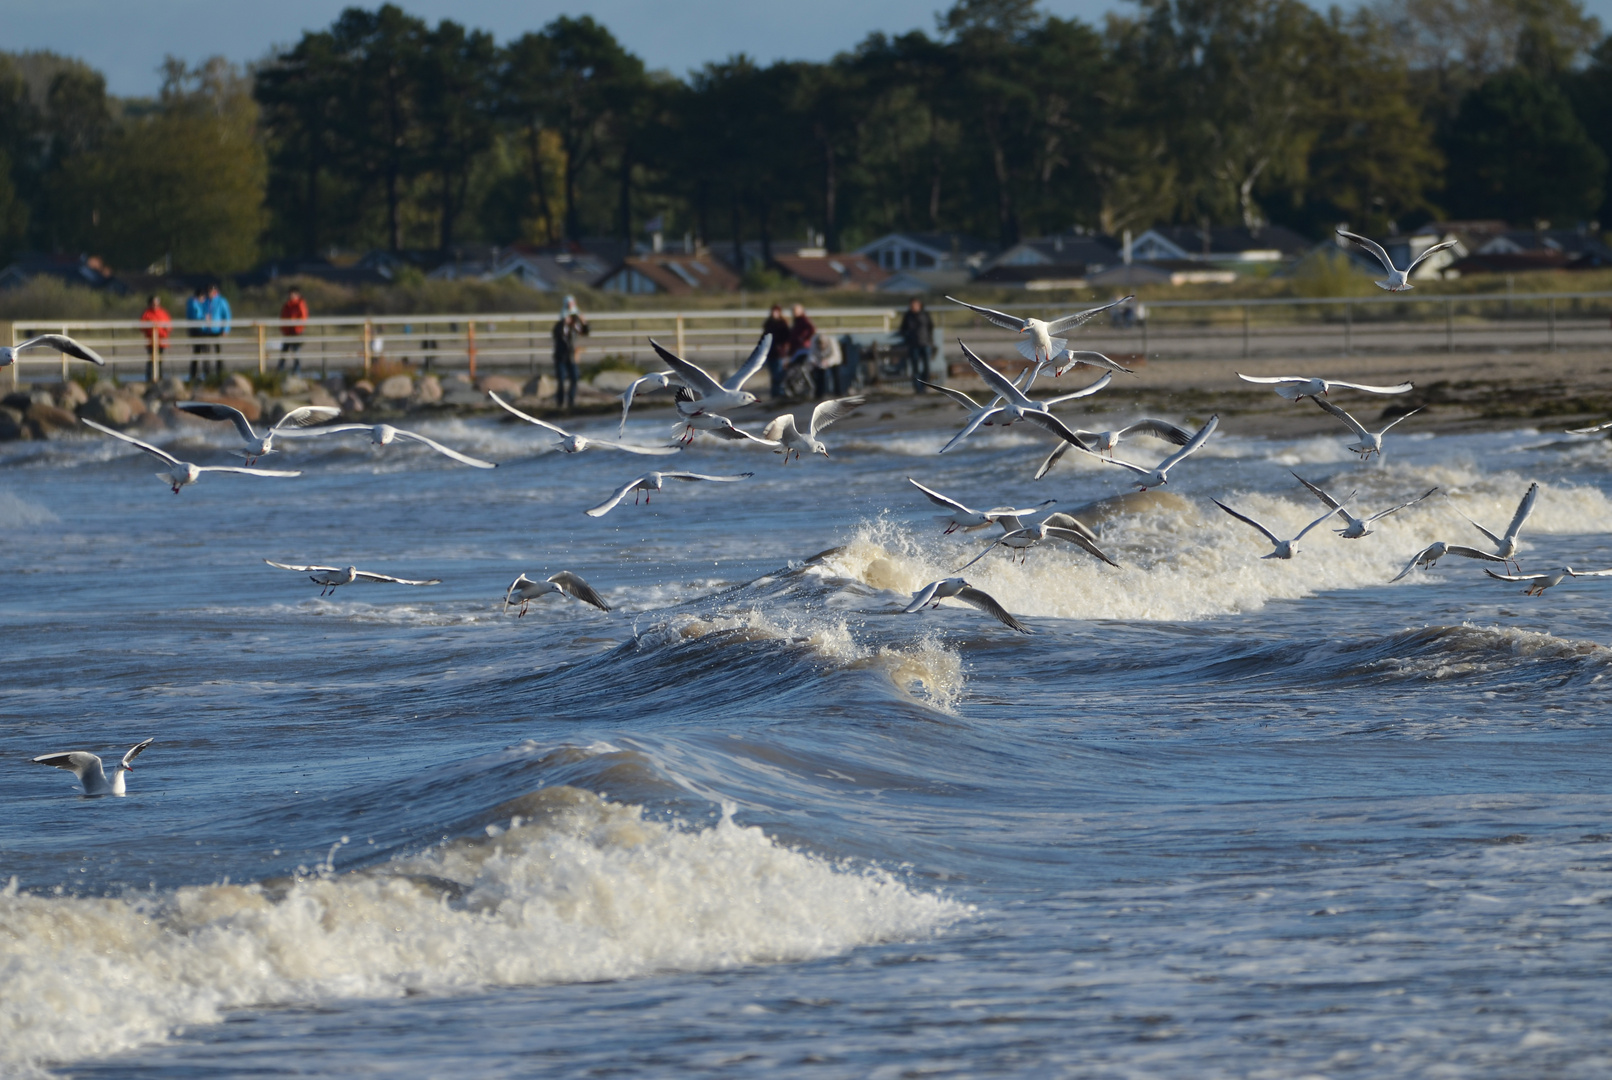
[257,323,267,375]
[675,313,685,357]
[467,323,478,379]
[362,319,373,377]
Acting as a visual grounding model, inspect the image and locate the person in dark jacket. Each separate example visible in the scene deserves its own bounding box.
[551,303,589,409]
[762,304,791,398]
[898,297,933,391]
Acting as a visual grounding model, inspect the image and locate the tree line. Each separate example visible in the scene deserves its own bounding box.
[0,0,1608,277]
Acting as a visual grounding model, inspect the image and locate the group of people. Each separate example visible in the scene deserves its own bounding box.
[140,287,309,382]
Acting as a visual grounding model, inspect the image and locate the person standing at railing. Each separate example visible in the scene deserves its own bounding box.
[186,286,208,382]
[203,284,231,378]
[551,298,588,410]
[140,295,170,382]
[762,304,791,398]
[898,297,933,392]
[278,287,308,374]
[787,303,815,375]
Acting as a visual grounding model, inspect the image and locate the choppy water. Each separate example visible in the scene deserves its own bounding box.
[5,405,1612,1078]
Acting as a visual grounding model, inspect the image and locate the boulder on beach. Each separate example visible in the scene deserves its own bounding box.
[223,373,255,399]
[377,374,413,400]
[50,381,89,409]
[409,375,443,405]
[26,402,77,435]
[0,406,23,440]
[476,374,523,397]
[281,376,311,395]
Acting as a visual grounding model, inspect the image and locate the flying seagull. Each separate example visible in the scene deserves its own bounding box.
[945,295,1132,368]
[1313,399,1422,460]
[947,341,1106,453]
[504,571,612,615]
[918,366,1035,439]
[672,403,777,446]
[1484,566,1612,596]
[82,418,302,493]
[902,577,1030,634]
[761,396,863,461]
[264,559,441,596]
[282,422,496,468]
[1336,228,1459,292]
[649,334,770,416]
[176,402,340,464]
[1097,414,1219,491]
[1390,541,1507,582]
[1236,374,1414,402]
[1292,472,1438,539]
[1212,498,1344,560]
[907,478,1054,534]
[489,392,679,456]
[955,511,1118,572]
[584,470,753,518]
[0,333,106,368]
[618,371,682,435]
[1051,349,1136,377]
[1035,418,1195,479]
[1462,482,1539,572]
[33,738,152,796]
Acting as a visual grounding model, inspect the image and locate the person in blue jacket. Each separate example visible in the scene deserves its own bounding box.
[186,286,208,382]
[203,284,231,379]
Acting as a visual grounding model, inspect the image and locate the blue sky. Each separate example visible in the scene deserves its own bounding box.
[4,0,1609,97]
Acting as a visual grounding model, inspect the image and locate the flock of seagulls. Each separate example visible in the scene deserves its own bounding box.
[26,273,1612,787]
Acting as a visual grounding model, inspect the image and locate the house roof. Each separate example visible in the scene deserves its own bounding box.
[973,264,1090,287]
[1133,224,1310,261]
[1448,251,1573,275]
[595,254,741,294]
[855,232,999,268]
[986,234,1119,270]
[771,253,890,290]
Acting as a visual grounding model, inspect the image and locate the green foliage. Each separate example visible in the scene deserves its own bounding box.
[1290,247,1374,297]
[1444,70,1608,222]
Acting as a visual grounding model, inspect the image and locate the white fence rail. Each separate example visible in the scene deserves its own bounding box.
[4,291,1610,387]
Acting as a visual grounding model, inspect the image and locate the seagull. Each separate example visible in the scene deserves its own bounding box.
[902,577,1030,634]
[1484,566,1612,596]
[761,396,863,461]
[33,739,152,796]
[0,333,106,368]
[1292,473,1438,538]
[672,405,778,446]
[1313,399,1421,459]
[1462,482,1539,572]
[1568,420,1612,435]
[1035,419,1195,478]
[585,470,753,518]
[264,559,442,596]
[1097,414,1219,491]
[1390,541,1507,582]
[82,418,302,493]
[945,295,1132,368]
[504,571,612,615]
[1051,349,1136,377]
[282,422,496,468]
[649,334,769,415]
[176,402,340,464]
[945,341,1107,453]
[908,478,1054,534]
[1336,228,1460,292]
[1212,498,1346,560]
[489,392,679,456]
[955,511,1118,571]
[918,366,1036,437]
[1236,373,1414,402]
[619,371,683,435]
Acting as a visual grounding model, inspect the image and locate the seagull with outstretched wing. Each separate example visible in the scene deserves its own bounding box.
[1097,415,1219,491]
[1484,566,1612,596]
[1462,482,1538,572]
[1035,418,1194,479]
[1390,541,1506,582]
[82,418,302,493]
[907,478,1054,534]
[945,295,1132,368]
[1212,497,1344,560]
[902,577,1030,634]
[265,559,441,596]
[504,571,612,615]
[1336,228,1459,291]
[1312,398,1421,459]
[648,334,770,416]
[0,333,106,368]
[33,738,152,796]
[1292,472,1437,539]
[1237,373,1414,402]
[584,470,753,518]
[177,401,339,464]
[944,341,1107,453]
[760,396,863,461]
[280,421,496,468]
[489,392,678,456]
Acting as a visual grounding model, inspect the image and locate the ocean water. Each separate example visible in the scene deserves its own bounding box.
[4,404,1612,1078]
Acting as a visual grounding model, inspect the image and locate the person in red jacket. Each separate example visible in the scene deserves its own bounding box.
[278,287,309,373]
[139,295,170,382]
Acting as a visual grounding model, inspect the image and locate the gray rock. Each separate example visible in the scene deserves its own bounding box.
[158,376,188,400]
[307,385,338,408]
[0,406,23,440]
[50,381,89,409]
[26,402,77,434]
[377,374,413,399]
[80,394,134,427]
[409,375,443,405]
[223,373,255,398]
[281,376,311,395]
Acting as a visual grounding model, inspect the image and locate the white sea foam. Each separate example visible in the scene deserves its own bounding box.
[828,469,1612,623]
[0,790,964,1075]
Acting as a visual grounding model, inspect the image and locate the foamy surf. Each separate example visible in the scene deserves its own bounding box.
[0,789,964,1075]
